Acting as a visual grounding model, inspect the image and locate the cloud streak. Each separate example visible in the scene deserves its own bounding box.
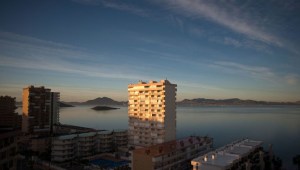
[212,61,299,85]
[72,0,149,16]
[0,31,154,81]
[157,0,284,48]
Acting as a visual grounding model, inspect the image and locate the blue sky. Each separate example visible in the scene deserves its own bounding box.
[0,0,299,102]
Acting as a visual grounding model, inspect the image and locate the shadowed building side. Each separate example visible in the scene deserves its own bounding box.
[0,96,21,130]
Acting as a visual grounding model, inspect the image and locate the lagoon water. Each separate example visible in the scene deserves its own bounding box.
[58,105,300,169]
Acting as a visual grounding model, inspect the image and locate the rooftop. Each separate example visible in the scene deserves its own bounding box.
[191,138,263,168]
[78,132,97,137]
[57,134,77,140]
[128,79,177,87]
[97,131,112,135]
[113,129,127,133]
[133,136,213,157]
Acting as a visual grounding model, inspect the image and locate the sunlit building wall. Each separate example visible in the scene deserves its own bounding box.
[128,80,177,147]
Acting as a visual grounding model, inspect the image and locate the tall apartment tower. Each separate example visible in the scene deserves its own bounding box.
[128,80,177,147]
[22,86,60,134]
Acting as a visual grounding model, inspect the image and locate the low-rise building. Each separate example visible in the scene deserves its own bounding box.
[97,131,113,153]
[0,130,21,170]
[132,136,213,170]
[113,129,128,150]
[0,96,22,170]
[51,130,128,162]
[78,132,97,157]
[30,136,50,154]
[191,138,265,170]
[51,134,77,162]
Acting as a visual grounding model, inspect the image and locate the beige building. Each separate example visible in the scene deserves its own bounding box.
[51,130,128,162]
[51,134,78,162]
[22,86,60,134]
[128,80,177,147]
[132,136,213,170]
[191,139,265,170]
[113,129,128,150]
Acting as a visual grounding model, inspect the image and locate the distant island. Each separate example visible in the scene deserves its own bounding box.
[65,97,127,106]
[91,106,120,110]
[59,102,74,107]
[177,98,300,106]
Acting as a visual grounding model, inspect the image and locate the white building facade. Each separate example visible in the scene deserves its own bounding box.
[128,80,177,147]
[51,130,128,162]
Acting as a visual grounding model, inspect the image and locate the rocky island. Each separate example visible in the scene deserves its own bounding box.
[91,106,120,110]
[59,102,74,107]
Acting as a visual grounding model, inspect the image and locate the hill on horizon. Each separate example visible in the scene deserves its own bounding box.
[63,97,300,106]
[177,98,300,106]
[65,97,127,106]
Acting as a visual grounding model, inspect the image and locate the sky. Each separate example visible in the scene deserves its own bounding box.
[0,0,299,102]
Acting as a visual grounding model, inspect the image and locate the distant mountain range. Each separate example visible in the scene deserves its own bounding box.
[59,102,74,107]
[177,98,300,106]
[17,97,300,107]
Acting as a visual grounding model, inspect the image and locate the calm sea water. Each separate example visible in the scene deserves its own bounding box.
[46,106,300,169]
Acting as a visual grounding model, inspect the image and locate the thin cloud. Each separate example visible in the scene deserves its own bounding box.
[285,74,299,85]
[208,36,272,53]
[212,61,299,86]
[213,61,276,81]
[72,0,149,17]
[0,31,82,50]
[157,0,284,48]
[178,81,224,91]
[0,31,154,81]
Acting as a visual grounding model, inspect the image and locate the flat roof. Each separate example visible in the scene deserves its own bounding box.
[98,131,112,135]
[133,136,212,157]
[192,138,262,168]
[78,132,97,137]
[57,134,77,140]
[197,153,238,168]
[227,146,251,157]
[113,129,127,133]
[242,140,263,147]
[128,80,177,87]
